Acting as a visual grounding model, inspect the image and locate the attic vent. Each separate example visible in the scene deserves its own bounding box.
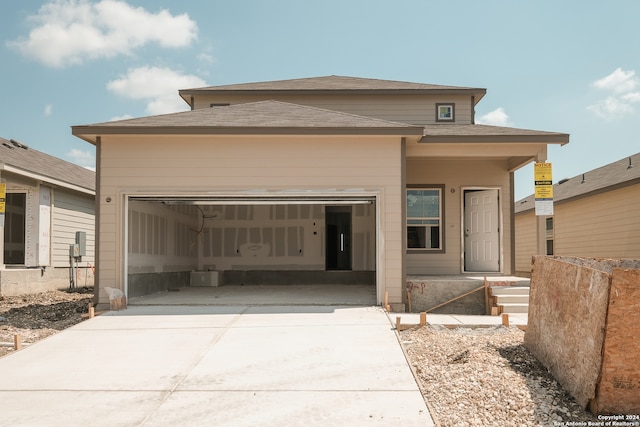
[210,103,230,107]
[558,178,569,184]
[9,139,28,149]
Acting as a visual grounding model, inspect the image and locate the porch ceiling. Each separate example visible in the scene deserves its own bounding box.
[406,141,548,171]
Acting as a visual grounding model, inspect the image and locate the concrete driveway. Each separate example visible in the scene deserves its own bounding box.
[0,305,433,426]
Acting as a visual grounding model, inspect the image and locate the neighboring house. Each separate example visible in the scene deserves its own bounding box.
[515,152,640,276]
[72,75,568,310]
[0,137,95,295]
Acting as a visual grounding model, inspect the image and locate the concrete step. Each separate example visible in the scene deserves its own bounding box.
[495,294,529,304]
[499,303,530,314]
[490,286,530,296]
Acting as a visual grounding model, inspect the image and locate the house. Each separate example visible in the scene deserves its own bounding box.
[515,152,640,276]
[0,137,95,295]
[71,75,568,310]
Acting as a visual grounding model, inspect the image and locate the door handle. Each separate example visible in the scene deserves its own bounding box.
[340,234,344,251]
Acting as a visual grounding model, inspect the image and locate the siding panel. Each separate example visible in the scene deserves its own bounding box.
[192,94,474,125]
[51,190,95,267]
[555,185,640,258]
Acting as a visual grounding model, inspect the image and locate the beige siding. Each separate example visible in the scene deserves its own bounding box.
[51,190,95,267]
[192,94,474,125]
[514,211,537,275]
[406,158,512,275]
[97,134,403,305]
[554,185,640,258]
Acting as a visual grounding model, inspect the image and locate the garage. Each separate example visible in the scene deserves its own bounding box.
[125,194,378,304]
[73,97,418,309]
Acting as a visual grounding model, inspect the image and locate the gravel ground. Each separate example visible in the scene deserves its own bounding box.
[0,288,93,358]
[400,325,600,427]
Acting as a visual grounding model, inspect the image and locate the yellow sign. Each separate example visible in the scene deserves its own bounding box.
[535,185,553,199]
[534,163,553,215]
[0,183,5,214]
[534,162,553,185]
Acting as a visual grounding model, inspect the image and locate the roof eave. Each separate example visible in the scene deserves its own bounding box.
[419,134,570,144]
[72,126,425,139]
[178,88,487,98]
[1,164,95,195]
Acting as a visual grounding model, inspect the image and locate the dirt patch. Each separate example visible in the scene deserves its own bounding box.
[0,288,93,358]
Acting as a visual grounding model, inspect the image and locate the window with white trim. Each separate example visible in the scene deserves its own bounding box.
[407,188,442,250]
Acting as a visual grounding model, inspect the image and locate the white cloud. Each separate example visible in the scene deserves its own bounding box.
[68,148,95,170]
[107,66,206,115]
[109,114,133,121]
[587,96,635,119]
[44,104,53,116]
[7,0,198,67]
[592,68,639,94]
[476,107,513,126]
[198,52,215,64]
[588,68,640,120]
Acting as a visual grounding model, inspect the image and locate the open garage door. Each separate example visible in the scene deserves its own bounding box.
[125,194,378,303]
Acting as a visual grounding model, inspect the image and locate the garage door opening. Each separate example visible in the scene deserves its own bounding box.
[125,195,378,304]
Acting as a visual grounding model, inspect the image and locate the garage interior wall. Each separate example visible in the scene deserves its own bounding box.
[198,203,375,271]
[126,200,376,297]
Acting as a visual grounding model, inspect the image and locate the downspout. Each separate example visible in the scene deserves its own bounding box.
[92,136,101,308]
[471,96,476,124]
[401,137,407,310]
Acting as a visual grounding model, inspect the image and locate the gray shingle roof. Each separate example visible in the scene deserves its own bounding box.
[180,75,486,95]
[73,100,425,140]
[0,137,95,192]
[515,152,640,213]
[422,124,570,144]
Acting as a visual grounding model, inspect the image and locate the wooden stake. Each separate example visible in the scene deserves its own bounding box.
[89,306,95,318]
[419,312,427,326]
[396,316,401,330]
[384,291,390,312]
[14,335,22,351]
[484,276,491,315]
[501,313,510,327]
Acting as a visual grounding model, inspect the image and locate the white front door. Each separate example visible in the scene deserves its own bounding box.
[464,189,500,272]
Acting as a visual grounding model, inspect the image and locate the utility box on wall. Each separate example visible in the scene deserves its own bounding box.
[75,231,86,256]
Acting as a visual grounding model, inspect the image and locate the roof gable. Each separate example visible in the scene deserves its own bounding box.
[0,137,95,192]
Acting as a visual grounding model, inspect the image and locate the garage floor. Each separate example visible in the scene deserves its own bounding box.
[128,284,377,306]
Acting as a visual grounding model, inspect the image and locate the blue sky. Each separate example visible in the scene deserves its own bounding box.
[1,0,639,200]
